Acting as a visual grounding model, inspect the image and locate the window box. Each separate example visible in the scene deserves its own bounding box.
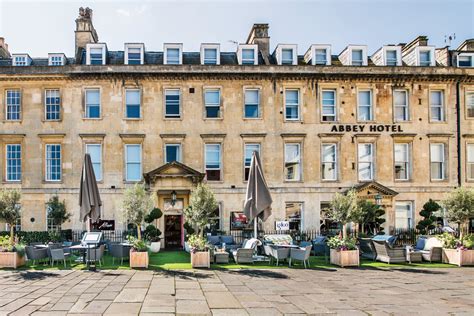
[442,248,474,267]
[191,250,210,268]
[0,252,25,269]
[330,249,359,267]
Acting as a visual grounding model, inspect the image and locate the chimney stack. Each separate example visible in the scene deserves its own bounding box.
[75,7,98,62]
[0,37,11,59]
[246,23,270,64]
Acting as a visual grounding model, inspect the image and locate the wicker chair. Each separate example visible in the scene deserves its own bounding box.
[109,244,131,265]
[25,246,49,265]
[50,248,71,267]
[231,238,259,264]
[372,240,406,264]
[414,237,443,262]
[268,246,290,266]
[289,245,312,268]
[85,244,105,266]
[359,238,376,260]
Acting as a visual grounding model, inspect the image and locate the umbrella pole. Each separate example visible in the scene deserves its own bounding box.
[254,217,258,239]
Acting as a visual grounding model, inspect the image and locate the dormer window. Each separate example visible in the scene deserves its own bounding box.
[352,49,363,66]
[458,54,474,67]
[305,45,331,66]
[386,50,397,66]
[12,54,31,66]
[237,44,258,65]
[48,54,66,66]
[200,44,220,65]
[416,47,435,66]
[86,43,106,65]
[275,44,297,65]
[124,43,144,65]
[164,44,182,65]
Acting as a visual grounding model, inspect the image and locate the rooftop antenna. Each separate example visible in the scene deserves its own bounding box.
[444,33,456,47]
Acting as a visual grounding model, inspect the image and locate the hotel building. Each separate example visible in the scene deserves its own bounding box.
[1,8,474,247]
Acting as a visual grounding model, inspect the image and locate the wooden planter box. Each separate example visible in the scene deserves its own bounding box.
[442,248,474,267]
[191,251,210,268]
[129,250,149,268]
[330,249,359,267]
[0,252,25,269]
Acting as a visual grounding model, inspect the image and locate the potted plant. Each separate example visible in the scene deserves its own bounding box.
[0,189,22,243]
[328,235,359,267]
[183,183,218,268]
[439,233,474,266]
[144,208,163,253]
[128,236,149,268]
[121,183,154,268]
[183,221,195,253]
[46,195,71,231]
[0,236,26,269]
[442,187,474,239]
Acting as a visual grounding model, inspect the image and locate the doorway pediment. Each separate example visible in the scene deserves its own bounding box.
[144,161,205,185]
[349,181,398,200]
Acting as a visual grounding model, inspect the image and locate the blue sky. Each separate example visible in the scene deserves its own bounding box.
[0,0,472,57]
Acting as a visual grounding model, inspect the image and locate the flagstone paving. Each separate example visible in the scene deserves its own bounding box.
[0,267,473,315]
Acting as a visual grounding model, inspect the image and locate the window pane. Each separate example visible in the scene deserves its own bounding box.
[167,48,180,64]
[281,49,293,64]
[46,144,61,181]
[45,89,60,120]
[127,145,141,162]
[420,51,430,65]
[285,144,301,181]
[86,144,102,180]
[393,91,406,105]
[244,144,260,167]
[126,145,141,181]
[165,90,180,117]
[6,90,21,120]
[315,49,327,64]
[285,90,299,119]
[430,144,443,161]
[395,202,413,229]
[205,90,220,105]
[165,144,180,163]
[205,144,221,169]
[352,49,363,65]
[322,144,336,180]
[6,144,21,181]
[386,50,397,65]
[244,89,260,118]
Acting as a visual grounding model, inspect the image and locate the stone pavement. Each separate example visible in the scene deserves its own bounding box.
[0,267,473,315]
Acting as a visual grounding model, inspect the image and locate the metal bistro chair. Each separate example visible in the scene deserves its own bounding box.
[25,246,49,265]
[85,244,105,267]
[109,244,131,265]
[50,248,71,268]
[289,245,312,268]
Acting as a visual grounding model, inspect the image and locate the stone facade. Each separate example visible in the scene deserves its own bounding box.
[0,8,474,247]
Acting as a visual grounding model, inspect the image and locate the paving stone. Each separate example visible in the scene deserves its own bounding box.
[95,291,120,300]
[29,297,51,306]
[176,299,211,315]
[104,302,142,315]
[114,288,147,302]
[205,291,242,309]
[81,300,113,314]
[176,289,206,300]
[8,305,40,316]
[211,308,250,315]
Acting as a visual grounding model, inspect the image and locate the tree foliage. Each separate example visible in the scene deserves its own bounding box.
[46,195,71,231]
[121,183,154,240]
[416,199,440,234]
[356,199,385,235]
[184,183,218,237]
[328,189,359,238]
[144,208,163,242]
[0,189,22,241]
[442,187,474,238]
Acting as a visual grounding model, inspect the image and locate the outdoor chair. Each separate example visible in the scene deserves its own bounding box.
[29,242,43,246]
[299,241,312,248]
[289,245,312,268]
[232,238,259,264]
[372,239,405,264]
[25,246,49,265]
[46,244,64,264]
[413,236,443,262]
[268,246,290,266]
[85,244,105,267]
[263,244,274,264]
[50,248,71,268]
[312,236,328,256]
[359,238,376,260]
[109,244,131,265]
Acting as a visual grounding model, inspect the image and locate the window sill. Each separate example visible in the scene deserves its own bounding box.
[283,180,304,183]
[82,117,103,121]
[284,120,303,123]
[203,117,224,121]
[123,180,142,184]
[164,117,183,121]
[321,179,339,182]
[2,181,22,184]
[3,120,22,123]
[429,121,447,124]
[42,119,62,123]
[243,117,263,120]
[320,120,338,124]
[430,179,448,182]
[206,180,224,184]
[123,118,142,121]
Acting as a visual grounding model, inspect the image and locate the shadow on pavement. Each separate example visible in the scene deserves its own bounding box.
[356,266,448,274]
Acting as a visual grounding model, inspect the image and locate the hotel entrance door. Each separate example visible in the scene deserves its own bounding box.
[164,215,182,249]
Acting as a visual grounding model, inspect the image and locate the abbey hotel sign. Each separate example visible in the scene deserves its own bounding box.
[330,124,403,133]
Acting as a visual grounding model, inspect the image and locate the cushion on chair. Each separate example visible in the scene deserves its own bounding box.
[372,235,397,246]
[313,236,326,244]
[221,236,234,245]
[207,236,220,246]
[415,238,426,251]
[423,237,442,251]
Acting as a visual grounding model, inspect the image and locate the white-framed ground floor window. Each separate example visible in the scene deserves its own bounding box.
[395,201,414,230]
[285,202,303,231]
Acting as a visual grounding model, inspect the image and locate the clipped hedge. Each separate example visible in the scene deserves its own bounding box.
[0,230,73,245]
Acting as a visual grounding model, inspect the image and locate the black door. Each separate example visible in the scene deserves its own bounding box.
[164,215,182,249]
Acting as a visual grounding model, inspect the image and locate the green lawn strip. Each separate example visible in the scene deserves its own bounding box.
[2,251,459,271]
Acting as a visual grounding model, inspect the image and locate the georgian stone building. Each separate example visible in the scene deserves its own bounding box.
[1,8,474,247]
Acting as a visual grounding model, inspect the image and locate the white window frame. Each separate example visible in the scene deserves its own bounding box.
[12,54,31,66]
[382,46,402,66]
[321,89,337,122]
[45,89,61,121]
[125,88,141,119]
[415,46,436,67]
[124,43,144,65]
[430,90,445,122]
[357,89,373,121]
[358,143,374,181]
[321,143,337,181]
[200,44,220,65]
[163,43,183,65]
[86,43,106,65]
[467,92,474,118]
[244,88,261,119]
[305,44,331,66]
[5,89,21,121]
[244,143,261,181]
[164,88,181,118]
[84,88,101,119]
[125,144,142,182]
[430,143,446,181]
[457,53,474,67]
[45,144,62,182]
[5,144,21,182]
[237,44,258,65]
[284,143,302,181]
[348,45,368,66]
[284,89,300,121]
[394,143,411,181]
[48,53,66,66]
[395,201,414,230]
[85,143,103,181]
[204,88,221,118]
[275,44,298,66]
[467,143,474,181]
[205,143,222,181]
[164,143,182,163]
[393,89,409,122]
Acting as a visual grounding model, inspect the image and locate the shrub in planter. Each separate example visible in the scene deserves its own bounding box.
[0,236,26,269]
[328,236,359,267]
[128,236,149,268]
[188,235,210,268]
[439,232,474,266]
[144,208,163,253]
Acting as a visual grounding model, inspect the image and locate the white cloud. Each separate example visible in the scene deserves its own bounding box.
[116,9,131,17]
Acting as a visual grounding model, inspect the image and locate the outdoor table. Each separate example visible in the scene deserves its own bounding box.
[405,245,423,263]
[214,251,229,264]
[271,244,300,249]
[69,244,97,263]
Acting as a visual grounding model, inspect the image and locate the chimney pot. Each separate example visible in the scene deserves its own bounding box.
[246,23,270,64]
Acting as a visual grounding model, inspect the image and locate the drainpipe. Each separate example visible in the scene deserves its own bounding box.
[456,81,461,186]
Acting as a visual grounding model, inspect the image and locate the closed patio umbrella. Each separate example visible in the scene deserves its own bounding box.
[79,154,102,231]
[243,151,272,238]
